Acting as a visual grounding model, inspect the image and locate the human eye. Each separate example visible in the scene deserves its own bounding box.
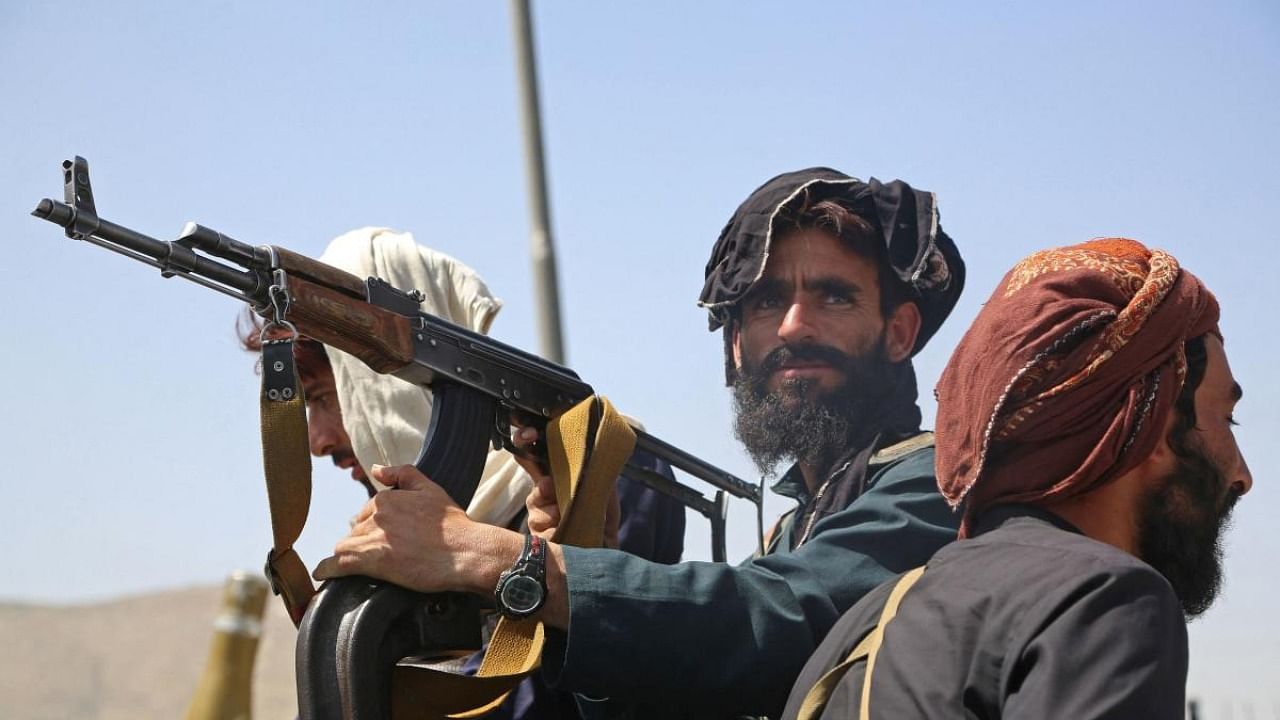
[745,288,784,313]
[813,279,859,307]
[1228,414,1240,427]
[307,390,334,410]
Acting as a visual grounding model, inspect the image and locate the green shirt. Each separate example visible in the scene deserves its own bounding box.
[542,442,959,718]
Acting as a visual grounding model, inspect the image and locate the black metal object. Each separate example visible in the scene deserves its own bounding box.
[296,578,482,720]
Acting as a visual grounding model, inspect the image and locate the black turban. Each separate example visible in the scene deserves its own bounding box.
[698,168,965,382]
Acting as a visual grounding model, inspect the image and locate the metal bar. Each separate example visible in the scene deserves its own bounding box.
[622,464,718,520]
[621,464,732,562]
[634,430,760,504]
[510,0,565,364]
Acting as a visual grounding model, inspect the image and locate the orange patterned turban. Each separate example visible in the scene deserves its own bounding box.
[934,239,1220,537]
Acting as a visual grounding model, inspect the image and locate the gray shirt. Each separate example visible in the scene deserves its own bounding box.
[781,505,1188,719]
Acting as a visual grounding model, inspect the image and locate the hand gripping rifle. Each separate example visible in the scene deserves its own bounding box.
[34,157,760,719]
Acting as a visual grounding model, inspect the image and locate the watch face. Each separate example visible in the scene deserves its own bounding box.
[499,574,544,615]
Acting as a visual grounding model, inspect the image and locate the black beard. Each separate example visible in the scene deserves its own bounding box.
[732,338,893,477]
[1136,436,1240,618]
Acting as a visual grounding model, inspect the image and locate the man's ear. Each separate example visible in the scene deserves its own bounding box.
[885,302,922,363]
[1134,405,1180,480]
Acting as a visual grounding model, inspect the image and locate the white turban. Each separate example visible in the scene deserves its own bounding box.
[318,227,532,527]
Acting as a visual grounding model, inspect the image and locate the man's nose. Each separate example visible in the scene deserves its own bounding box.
[1231,452,1253,497]
[308,412,338,458]
[777,301,817,344]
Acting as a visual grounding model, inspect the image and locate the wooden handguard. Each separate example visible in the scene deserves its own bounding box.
[273,246,368,300]
[285,276,415,374]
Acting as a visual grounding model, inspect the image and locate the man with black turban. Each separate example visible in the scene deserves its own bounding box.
[781,238,1252,719]
[317,168,967,717]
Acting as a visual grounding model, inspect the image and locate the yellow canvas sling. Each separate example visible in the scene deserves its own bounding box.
[259,334,317,626]
[796,566,926,720]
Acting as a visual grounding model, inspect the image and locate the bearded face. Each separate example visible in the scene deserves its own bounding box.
[1136,431,1242,618]
[732,335,894,477]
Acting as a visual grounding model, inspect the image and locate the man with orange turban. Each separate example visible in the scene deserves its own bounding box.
[781,238,1252,719]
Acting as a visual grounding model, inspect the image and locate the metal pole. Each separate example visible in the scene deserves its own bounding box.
[510,0,565,364]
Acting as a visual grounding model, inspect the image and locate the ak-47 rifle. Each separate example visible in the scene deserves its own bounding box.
[33,156,760,719]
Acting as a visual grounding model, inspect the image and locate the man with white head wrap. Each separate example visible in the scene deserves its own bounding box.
[242,226,685,718]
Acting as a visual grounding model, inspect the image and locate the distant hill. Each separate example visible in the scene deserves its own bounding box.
[0,584,298,719]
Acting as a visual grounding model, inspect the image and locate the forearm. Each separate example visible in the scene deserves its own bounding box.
[317,463,574,630]
[546,548,826,715]
[449,522,571,630]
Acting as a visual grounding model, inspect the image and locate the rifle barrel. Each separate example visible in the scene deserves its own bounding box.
[33,198,268,302]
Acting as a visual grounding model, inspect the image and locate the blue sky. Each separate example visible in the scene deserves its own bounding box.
[2,1,1277,712]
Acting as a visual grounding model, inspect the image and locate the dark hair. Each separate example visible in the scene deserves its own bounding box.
[768,191,912,317]
[236,307,331,384]
[1167,335,1209,458]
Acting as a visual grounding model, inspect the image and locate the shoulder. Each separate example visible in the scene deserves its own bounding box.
[871,431,935,466]
[794,434,955,555]
[936,520,1186,651]
[969,518,1171,588]
[837,435,951,531]
[944,518,1178,598]
[967,524,1190,715]
[786,573,899,685]
[1030,531,1183,628]
[866,433,936,487]
[836,523,1189,718]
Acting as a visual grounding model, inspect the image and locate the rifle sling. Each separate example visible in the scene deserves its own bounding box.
[795,565,925,720]
[260,337,316,626]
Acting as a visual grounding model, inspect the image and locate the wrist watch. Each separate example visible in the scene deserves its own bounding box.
[495,534,547,619]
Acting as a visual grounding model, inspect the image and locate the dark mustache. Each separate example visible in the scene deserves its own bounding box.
[331,450,357,469]
[759,343,853,375]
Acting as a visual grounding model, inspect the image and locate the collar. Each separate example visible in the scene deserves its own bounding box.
[769,459,853,506]
[771,463,810,504]
[970,503,1084,537]
[769,454,858,505]
[769,431,935,502]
